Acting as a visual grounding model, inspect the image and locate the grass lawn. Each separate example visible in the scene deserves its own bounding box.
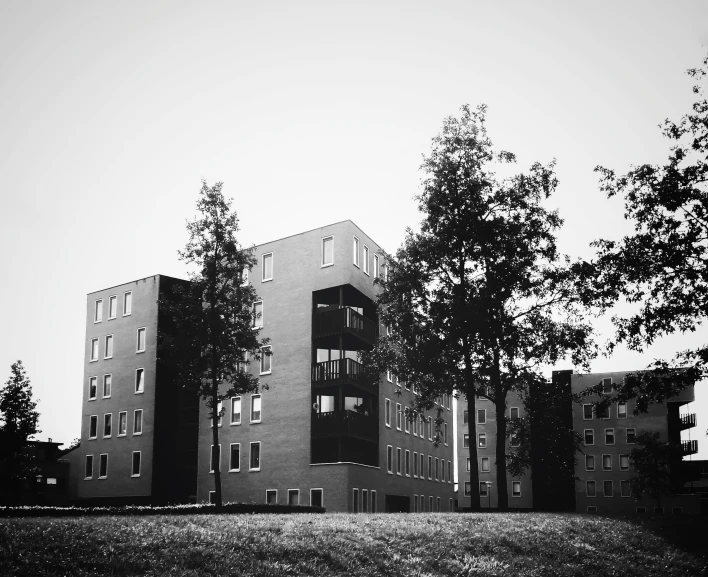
[1,512,705,576]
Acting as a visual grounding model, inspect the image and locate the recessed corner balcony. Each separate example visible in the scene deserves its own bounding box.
[680,413,697,430]
[311,358,377,395]
[313,307,377,346]
[311,410,378,444]
[682,439,698,456]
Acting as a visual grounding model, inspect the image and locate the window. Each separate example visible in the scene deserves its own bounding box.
[84,455,93,479]
[250,442,260,470]
[464,482,471,497]
[605,428,615,445]
[260,346,271,374]
[585,455,595,471]
[620,454,629,470]
[387,445,393,473]
[404,409,410,434]
[428,417,433,441]
[420,453,424,477]
[413,452,418,477]
[288,489,299,506]
[463,410,468,424]
[583,404,593,420]
[510,407,519,420]
[253,301,263,328]
[363,245,369,274]
[444,422,448,445]
[603,480,613,497]
[118,411,127,436]
[131,451,141,477]
[448,460,452,483]
[105,296,117,320]
[383,264,389,282]
[512,481,521,497]
[374,254,379,278]
[510,431,521,447]
[266,490,277,505]
[396,447,402,475]
[586,480,596,497]
[621,480,631,497]
[636,506,646,514]
[396,403,402,430]
[387,370,392,383]
[231,397,241,425]
[135,368,145,394]
[618,402,628,419]
[99,454,108,479]
[477,409,486,424]
[584,429,594,445]
[413,494,418,512]
[228,443,240,472]
[88,376,97,400]
[480,482,489,497]
[602,378,613,394]
[214,401,223,427]
[210,445,221,472]
[133,409,143,435]
[587,506,597,513]
[103,335,113,359]
[103,413,112,437]
[251,394,262,422]
[103,374,111,398]
[598,404,610,419]
[136,327,146,353]
[419,415,424,437]
[463,434,469,448]
[94,299,103,323]
[123,291,132,316]
[262,253,273,281]
[352,488,359,512]
[481,457,490,472]
[405,450,410,476]
[602,454,612,471]
[209,492,216,504]
[626,428,636,444]
[89,415,98,439]
[435,457,439,480]
[322,236,334,267]
[90,338,99,362]
[384,399,391,427]
[428,455,432,480]
[353,236,360,267]
[478,433,487,448]
[429,496,434,511]
[371,490,377,513]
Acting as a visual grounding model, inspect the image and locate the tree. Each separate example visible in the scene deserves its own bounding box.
[629,430,683,511]
[0,361,40,500]
[160,181,268,510]
[583,53,708,405]
[366,105,595,510]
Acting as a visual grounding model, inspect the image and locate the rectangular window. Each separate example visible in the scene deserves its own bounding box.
[396,403,402,430]
[262,253,273,281]
[396,447,402,475]
[387,370,392,383]
[404,408,410,434]
[510,431,521,447]
[603,480,613,497]
[605,429,615,445]
[463,434,469,448]
[620,454,629,470]
[428,417,433,441]
[266,490,277,505]
[210,445,220,472]
[209,491,216,504]
[587,506,597,513]
[420,453,424,478]
[132,368,144,395]
[405,450,410,476]
[464,482,471,497]
[250,442,261,470]
[428,455,432,480]
[94,299,103,323]
[374,254,379,278]
[383,264,389,282]
[598,404,610,419]
[435,457,439,480]
[371,490,377,513]
[510,407,520,420]
[88,376,97,400]
[621,480,631,497]
[322,236,334,267]
[413,452,418,477]
[118,411,127,436]
[586,480,596,497]
[362,489,369,512]
[103,413,112,437]
[260,346,271,374]
[251,394,262,422]
[253,301,263,328]
[103,374,111,398]
[512,481,521,497]
[480,482,489,497]
[602,378,613,394]
[602,454,612,471]
[429,496,433,511]
[384,398,391,427]
[214,401,223,427]
[231,397,241,425]
[444,422,448,445]
[104,335,113,359]
[463,410,468,424]
[583,404,593,420]
[478,433,487,448]
[477,409,486,424]
[108,295,117,319]
[627,428,636,444]
[584,429,594,445]
[89,415,97,439]
[387,445,393,473]
[229,443,240,471]
[481,457,490,472]
[90,338,99,362]
[353,236,360,267]
[448,460,452,483]
[84,455,93,479]
[352,489,359,512]
[618,402,628,418]
[131,451,141,477]
[363,245,369,274]
[133,409,143,435]
[288,489,299,506]
[136,327,146,353]
[123,291,132,316]
[99,454,108,479]
[585,455,595,471]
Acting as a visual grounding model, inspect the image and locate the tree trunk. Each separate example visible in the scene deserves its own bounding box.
[492,347,509,511]
[211,380,222,511]
[465,381,481,512]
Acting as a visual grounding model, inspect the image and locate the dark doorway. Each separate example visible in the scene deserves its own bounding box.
[385,494,410,512]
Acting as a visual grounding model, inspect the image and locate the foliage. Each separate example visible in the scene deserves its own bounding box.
[159,181,268,509]
[364,104,595,510]
[629,430,683,509]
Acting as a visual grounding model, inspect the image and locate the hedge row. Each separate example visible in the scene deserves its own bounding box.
[0,502,325,518]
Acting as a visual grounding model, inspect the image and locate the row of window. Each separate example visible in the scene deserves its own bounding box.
[208,488,324,508]
[89,328,146,362]
[214,395,262,426]
[386,446,453,483]
[584,428,636,446]
[210,442,260,472]
[464,481,523,498]
[384,399,449,444]
[585,453,630,471]
[94,292,132,323]
[586,479,632,498]
[88,410,143,439]
[583,402,628,420]
[463,432,519,449]
[392,379,453,412]
[84,452,140,479]
[462,407,520,424]
[413,495,453,513]
[587,506,683,515]
[88,369,145,400]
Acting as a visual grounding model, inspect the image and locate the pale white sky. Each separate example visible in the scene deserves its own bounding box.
[1,1,706,458]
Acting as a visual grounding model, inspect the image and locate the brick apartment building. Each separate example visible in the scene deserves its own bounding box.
[75,221,455,512]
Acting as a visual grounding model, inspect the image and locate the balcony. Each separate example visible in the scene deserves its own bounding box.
[313,307,377,347]
[311,410,377,444]
[311,358,377,394]
[680,413,697,430]
[682,440,698,456]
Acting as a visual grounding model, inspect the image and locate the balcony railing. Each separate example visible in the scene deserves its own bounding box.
[313,307,377,345]
[311,410,377,444]
[680,413,697,430]
[682,440,698,456]
[311,358,376,393]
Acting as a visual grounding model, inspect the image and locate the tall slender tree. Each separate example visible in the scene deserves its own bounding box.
[366,105,594,510]
[160,181,268,509]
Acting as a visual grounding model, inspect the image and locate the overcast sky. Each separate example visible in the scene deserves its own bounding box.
[1,1,706,458]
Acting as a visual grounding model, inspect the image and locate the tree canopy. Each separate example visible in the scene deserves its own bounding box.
[629,430,682,510]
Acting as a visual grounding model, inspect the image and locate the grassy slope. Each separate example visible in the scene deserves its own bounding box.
[0,512,705,576]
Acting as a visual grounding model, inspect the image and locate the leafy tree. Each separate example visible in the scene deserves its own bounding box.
[365,105,595,510]
[582,53,708,405]
[160,181,268,510]
[629,430,683,511]
[0,361,40,500]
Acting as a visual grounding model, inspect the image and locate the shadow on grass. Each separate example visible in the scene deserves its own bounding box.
[624,515,708,559]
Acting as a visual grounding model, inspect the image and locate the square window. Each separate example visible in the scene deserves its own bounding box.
[84,455,93,479]
[353,236,360,267]
[363,245,370,274]
[136,327,146,353]
[480,482,488,497]
[253,301,263,328]
[618,402,628,419]
[103,414,112,437]
[586,480,596,497]
[260,346,271,374]
[405,450,410,476]
[602,378,613,394]
[463,434,469,448]
[131,451,141,477]
[605,429,615,445]
[251,394,262,422]
[104,335,113,359]
[584,429,594,445]
[585,455,595,471]
[108,296,117,319]
[621,480,631,497]
[210,445,220,472]
[89,415,97,439]
[262,253,273,281]
[133,409,143,435]
[231,397,241,425]
[387,445,393,473]
[322,236,334,267]
[94,300,103,323]
[250,442,261,470]
[478,433,487,448]
[620,454,629,470]
[602,454,612,471]
[603,480,613,497]
[99,454,108,479]
[90,338,99,362]
[627,428,636,444]
[266,490,277,505]
[374,254,379,279]
[481,457,490,472]
[583,404,593,420]
[229,443,240,471]
[118,411,127,436]
[103,374,111,398]
[384,398,391,427]
[123,292,132,316]
[88,376,97,400]
[477,409,486,424]
[512,481,521,497]
[396,447,402,475]
[396,403,402,430]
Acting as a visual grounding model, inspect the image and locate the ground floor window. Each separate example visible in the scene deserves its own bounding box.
[353,488,359,512]
[310,489,323,508]
[266,490,277,504]
[371,490,377,513]
[288,489,299,506]
[362,489,368,512]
